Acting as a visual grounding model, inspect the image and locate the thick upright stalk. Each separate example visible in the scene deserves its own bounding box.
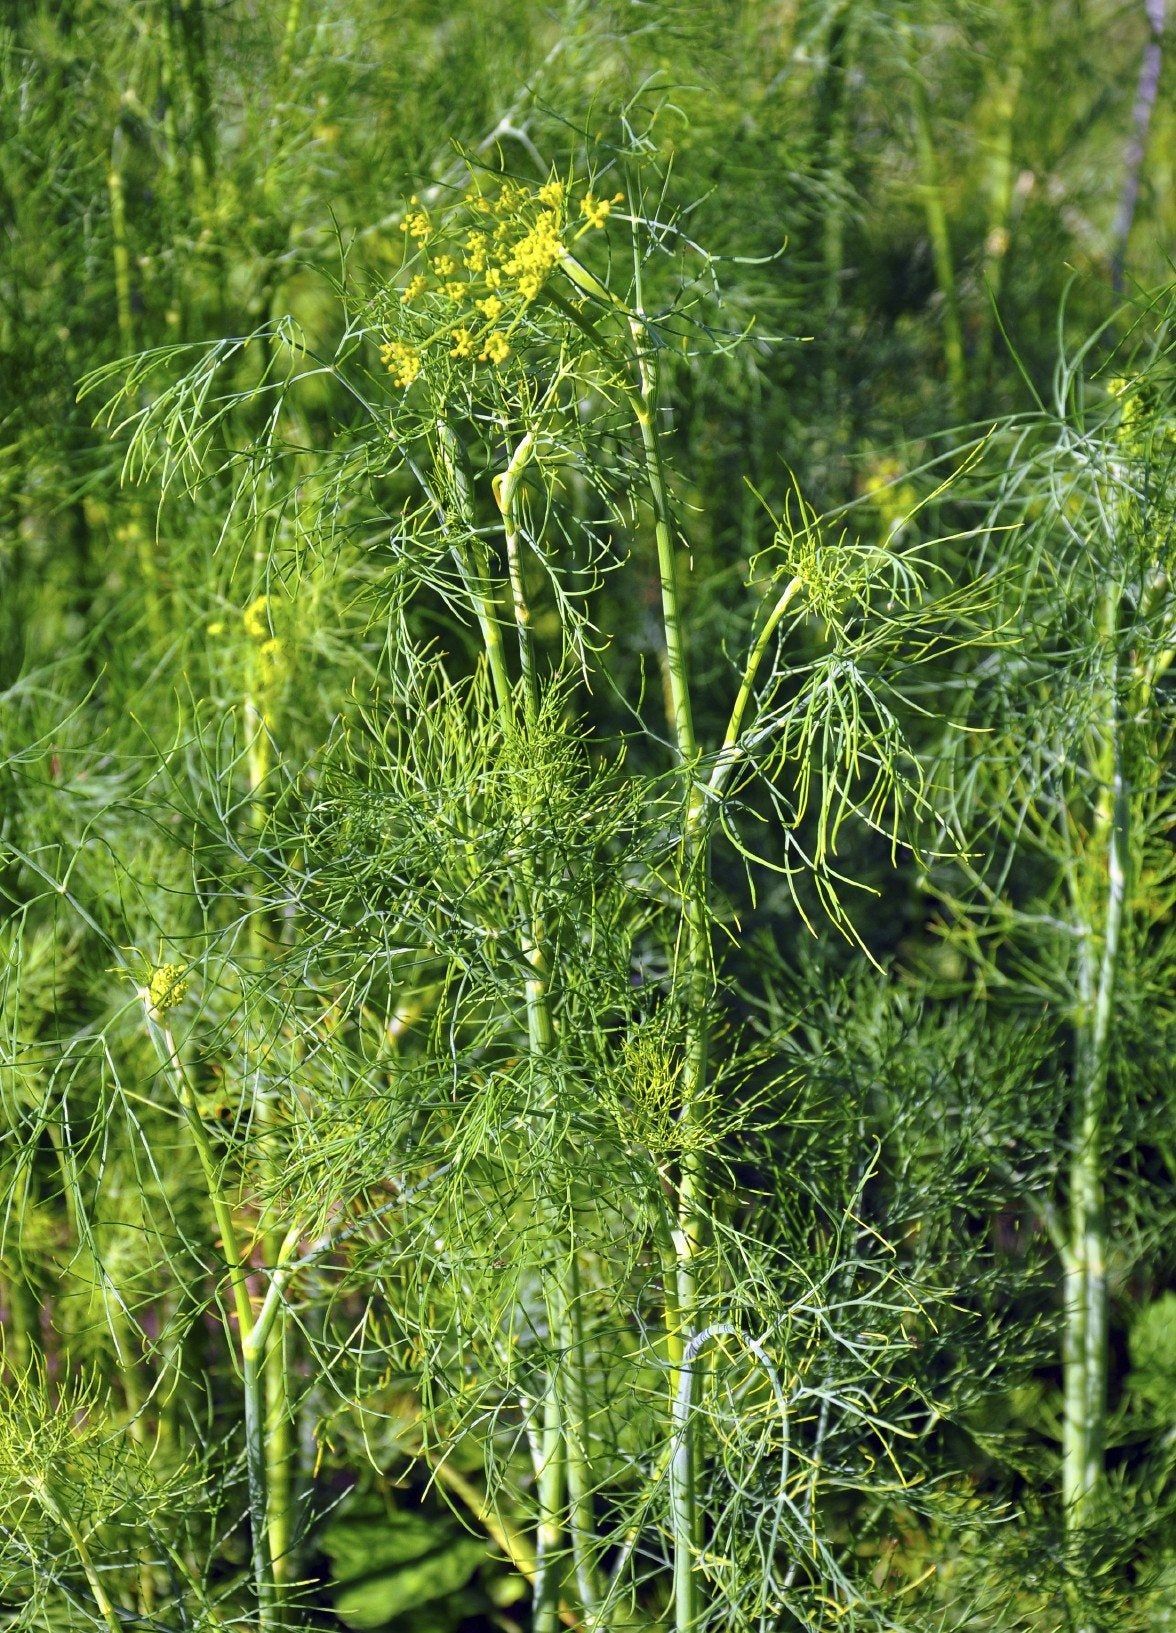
[1111,0,1167,292]
[156,1024,275,1626]
[976,32,1025,392]
[629,325,708,1633]
[446,423,580,1631]
[816,2,855,424]
[1062,587,1127,1553]
[106,129,134,357]
[909,64,967,417]
[244,572,297,1611]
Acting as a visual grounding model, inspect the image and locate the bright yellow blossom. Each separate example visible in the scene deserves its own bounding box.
[480,332,510,365]
[538,178,566,208]
[400,199,430,240]
[402,274,428,301]
[476,294,504,321]
[580,192,619,230]
[380,339,423,387]
[501,210,564,301]
[450,328,474,358]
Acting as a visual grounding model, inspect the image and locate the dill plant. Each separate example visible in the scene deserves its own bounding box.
[3,5,1173,1632]
[930,307,1176,1625]
[28,141,997,1633]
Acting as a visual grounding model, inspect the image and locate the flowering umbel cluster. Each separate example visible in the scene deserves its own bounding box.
[378,174,623,387]
[144,962,188,1017]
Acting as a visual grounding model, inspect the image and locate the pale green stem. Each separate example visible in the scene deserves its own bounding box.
[443,421,582,1629]
[556,257,710,1633]
[909,62,967,417]
[156,1022,277,1628]
[564,1243,601,1619]
[628,317,708,1633]
[437,421,515,716]
[243,652,297,1607]
[279,0,305,78]
[496,432,604,1625]
[532,1377,566,1633]
[708,577,804,805]
[37,1485,124,1633]
[1062,585,1127,1572]
[976,46,1024,390]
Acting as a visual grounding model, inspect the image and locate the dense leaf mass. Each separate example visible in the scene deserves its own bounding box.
[1,3,1173,1632]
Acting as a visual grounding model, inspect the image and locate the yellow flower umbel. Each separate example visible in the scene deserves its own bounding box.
[243,594,270,640]
[145,962,187,1018]
[400,198,430,241]
[501,209,565,302]
[380,339,423,388]
[378,175,624,387]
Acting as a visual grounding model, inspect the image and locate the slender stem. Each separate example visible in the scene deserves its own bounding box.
[106,129,134,358]
[1062,585,1127,1567]
[45,1495,124,1633]
[708,577,803,805]
[563,1245,601,1619]
[156,1022,276,1626]
[243,621,298,1609]
[495,431,539,713]
[976,21,1026,391]
[529,1373,566,1633]
[908,56,967,417]
[628,316,708,1633]
[1111,0,1167,293]
[278,0,304,78]
[442,420,585,1629]
[437,421,515,717]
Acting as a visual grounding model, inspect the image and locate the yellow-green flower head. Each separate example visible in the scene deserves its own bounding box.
[243,594,270,640]
[146,962,187,1016]
[580,192,616,230]
[399,198,430,241]
[380,339,422,388]
[480,332,510,366]
[501,210,565,302]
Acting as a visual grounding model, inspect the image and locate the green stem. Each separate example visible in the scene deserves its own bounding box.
[442,420,583,1628]
[628,315,707,1633]
[976,65,1023,392]
[564,1243,601,1619]
[437,421,515,717]
[279,0,304,79]
[50,1500,125,1633]
[106,128,135,355]
[908,59,967,417]
[244,632,298,1610]
[1062,585,1127,1559]
[708,577,803,804]
[156,1022,277,1627]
